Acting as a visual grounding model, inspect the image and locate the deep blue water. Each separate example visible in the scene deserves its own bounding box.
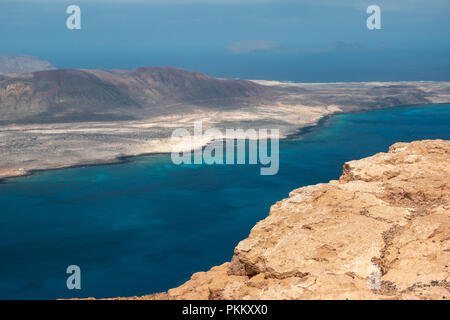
[0,104,449,299]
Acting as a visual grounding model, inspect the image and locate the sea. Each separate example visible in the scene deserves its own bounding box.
[0,103,449,299]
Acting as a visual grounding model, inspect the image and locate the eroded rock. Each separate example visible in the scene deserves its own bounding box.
[140,140,450,300]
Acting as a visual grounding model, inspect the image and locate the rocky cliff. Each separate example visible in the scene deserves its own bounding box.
[138,139,449,300]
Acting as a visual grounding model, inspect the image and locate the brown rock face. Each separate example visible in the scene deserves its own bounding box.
[139,140,449,300]
[0,67,273,124]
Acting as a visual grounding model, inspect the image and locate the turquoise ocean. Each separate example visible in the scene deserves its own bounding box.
[0,104,449,299]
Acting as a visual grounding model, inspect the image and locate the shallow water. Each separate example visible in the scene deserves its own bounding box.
[0,104,449,299]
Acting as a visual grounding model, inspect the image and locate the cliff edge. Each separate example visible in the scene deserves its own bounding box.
[132,139,450,300]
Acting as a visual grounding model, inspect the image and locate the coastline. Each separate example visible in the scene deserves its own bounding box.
[285,101,450,140]
[0,114,327,183]
[1,102,449,299]
[2,77,450,183]
[125,139,450,300]
[1,102,449,184]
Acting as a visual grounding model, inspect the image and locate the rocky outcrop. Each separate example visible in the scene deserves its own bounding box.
[139,140,450,300]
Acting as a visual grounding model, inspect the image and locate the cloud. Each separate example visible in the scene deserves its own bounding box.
[226,40,279,54]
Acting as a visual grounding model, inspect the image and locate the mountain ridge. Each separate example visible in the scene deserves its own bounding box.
[0,66,274,124]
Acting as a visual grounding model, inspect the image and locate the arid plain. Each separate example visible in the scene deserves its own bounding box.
[1,67,449,180]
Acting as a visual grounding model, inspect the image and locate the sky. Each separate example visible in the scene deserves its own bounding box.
[1,0,450,81]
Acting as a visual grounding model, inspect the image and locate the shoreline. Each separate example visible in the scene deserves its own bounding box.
[286,101,450,140]
[126,139,450,300]
[1,102,449,184]
[0,116,328,184]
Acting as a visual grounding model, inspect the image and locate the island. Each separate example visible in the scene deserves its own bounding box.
[1,66,450,181]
